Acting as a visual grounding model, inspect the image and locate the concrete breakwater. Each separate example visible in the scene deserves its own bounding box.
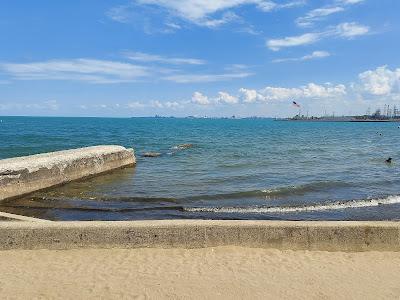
[0,220,399,251]
[0,146,136,201]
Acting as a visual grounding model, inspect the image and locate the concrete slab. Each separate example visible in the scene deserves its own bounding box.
[0,145,136,201]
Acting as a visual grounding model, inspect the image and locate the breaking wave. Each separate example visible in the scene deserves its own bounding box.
[184,195,400,214]
[185,181,350,201]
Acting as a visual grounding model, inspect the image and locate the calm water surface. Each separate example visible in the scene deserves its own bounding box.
[1,116,400,221]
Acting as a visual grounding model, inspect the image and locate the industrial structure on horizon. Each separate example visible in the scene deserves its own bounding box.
[281,104,400,122]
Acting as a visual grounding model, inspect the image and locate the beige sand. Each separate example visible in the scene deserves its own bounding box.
[0,247,399,299]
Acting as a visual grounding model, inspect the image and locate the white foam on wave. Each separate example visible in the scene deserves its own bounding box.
[185,195,400,214]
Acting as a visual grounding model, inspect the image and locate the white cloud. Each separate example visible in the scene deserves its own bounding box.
[267,33,321,51]
[0,59,150,83]
[151,100,164,108]
[339,0,364,4]
[359,66,400,96]
[335,22,369,38]
[238,83,347,103]
[273,50,330,63]
[301,83,346,98]
[296,0,364,27]
[107,5,133,23]
[296,6,344,27]
[163,72,252,83]
[111,0,304,29]
[267,22,369,50]
[216,91,239,104]
[124,51,206,65]
[200,11,240,28]
[303,50,331,60]
[127,101,146,109]
[256,0,305,12]
[0,100,59,111]
[238,88,266,103]
[44,100,59,110]
[0,57,254,84]
[192,91,211,105]
[165,22,182,29]
[165,101,182,109]
[88,100,183,111]
[260,86,303,100]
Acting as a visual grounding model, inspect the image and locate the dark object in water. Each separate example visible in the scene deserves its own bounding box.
[385,157,392,163]
[176,143,194,150]
[142,152,162,158]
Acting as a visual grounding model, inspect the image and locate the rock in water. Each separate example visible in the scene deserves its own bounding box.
[176,143,194,150]
[142,152,162,158]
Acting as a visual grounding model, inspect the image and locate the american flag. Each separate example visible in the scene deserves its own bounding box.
[292,101,300,108]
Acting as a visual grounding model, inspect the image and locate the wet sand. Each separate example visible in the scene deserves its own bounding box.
[0,246,399,299]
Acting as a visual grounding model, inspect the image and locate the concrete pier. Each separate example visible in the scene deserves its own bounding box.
[0,146,136,201]
[0,220,399,251]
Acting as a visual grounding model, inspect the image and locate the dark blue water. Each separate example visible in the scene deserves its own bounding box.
[1,116,400,221]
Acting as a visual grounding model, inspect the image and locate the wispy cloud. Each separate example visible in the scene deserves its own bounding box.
[267,33,321,51]
[338,0,364,4]
[106,4,133,24]
[1,56,252,84]
[335,22,369,38]
[107,0,305,31]
[0,100,59,111]
[163,72,253,83]
[273,50,331,63]
[124,51,206,65]
[0,59,150,83]
[267,22,370,51]
[296,6,344,27]
[296,0,365,27]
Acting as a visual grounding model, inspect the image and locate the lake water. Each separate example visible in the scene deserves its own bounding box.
[1,116,400,221]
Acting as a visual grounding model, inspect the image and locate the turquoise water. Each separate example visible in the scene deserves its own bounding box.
[1,116,400,221]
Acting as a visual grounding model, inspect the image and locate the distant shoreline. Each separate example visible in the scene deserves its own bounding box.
[276,118,400,123]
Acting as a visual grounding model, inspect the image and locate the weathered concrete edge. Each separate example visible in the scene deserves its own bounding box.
[0,211,52,222]
[0,146,136,201]
[0,220,399,252]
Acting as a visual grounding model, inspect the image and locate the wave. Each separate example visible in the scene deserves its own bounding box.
[30,196,179,204]
[29,181,351,204]
[185,181,350,201]
[186,190,267,201]
[184,195,400,214]
[1,203,184,213]
[261,181,351,197]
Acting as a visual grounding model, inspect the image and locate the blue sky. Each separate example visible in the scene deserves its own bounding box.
[0,0,399,117]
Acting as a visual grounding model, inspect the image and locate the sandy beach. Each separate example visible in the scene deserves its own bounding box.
[0,246,399,299]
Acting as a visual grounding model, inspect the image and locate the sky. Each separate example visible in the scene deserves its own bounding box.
[0,0,399,117]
